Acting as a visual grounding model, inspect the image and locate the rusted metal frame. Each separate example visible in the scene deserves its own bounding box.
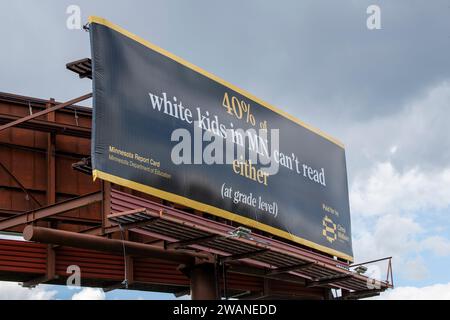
[102,282,127,292]
[0,91,93,115]
[229,290,252,299]
[0,114,91,138]
[136,206,345,274]
[266,262,317,276]
[151,209,381,288]
[190,263,219,300]
[212,238,259,254]
[129,227,273,270]
[204,241,251,256]
[219,249,269,263]
[350,256,392,268]
[83,216,160,236]
[114,217,160,231]
[387,258,394,287]
[226,264,307,285]
[66,58,92,79]
[0,191,102,231]
[43,215,100,226]
[145,222,206,241]
[111,190,348,268]
[116,205,342,279]
[22,244,57,288]
[22,225,209,264]
[240,292,269,300]
[72,157,92,175]
[350,256,394,288]
[0,141,89,161]
[0,208,100,226]
[101,181,112,234]
[253,251,302,267]
[298,265,333,278]
[110,190,391,289]
[0,161,42,207]
[0,184,80,200]
[222,261,228,299]
[46,98,56,207]
[0,93,92,132]
[263,278,271,298]
[42,102,58,290]
[0,208,22,217]
[108,207,149,220]
[174,289,191,298]
[340,288,384,300]
[306,274,354,288]
[166,234,222,250]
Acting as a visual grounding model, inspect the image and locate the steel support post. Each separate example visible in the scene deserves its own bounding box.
[190,263,218,300]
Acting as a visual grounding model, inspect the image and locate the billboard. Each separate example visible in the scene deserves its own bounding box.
[89,16,353,261]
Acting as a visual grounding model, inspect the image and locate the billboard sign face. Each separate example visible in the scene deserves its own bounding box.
[89,16,353,261]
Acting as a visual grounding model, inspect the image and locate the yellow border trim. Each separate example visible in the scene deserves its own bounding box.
[93,169,353,262]
[88,16,345,149]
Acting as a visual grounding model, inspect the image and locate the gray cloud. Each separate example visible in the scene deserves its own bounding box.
[1,1,449,113]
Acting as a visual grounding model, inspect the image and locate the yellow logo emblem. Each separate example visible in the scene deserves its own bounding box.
[322,215,337,243]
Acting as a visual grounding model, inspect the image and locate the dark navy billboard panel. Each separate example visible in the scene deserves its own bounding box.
[89,16,353,261]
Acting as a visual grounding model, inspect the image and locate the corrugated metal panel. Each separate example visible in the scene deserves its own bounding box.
[0,240,46,274]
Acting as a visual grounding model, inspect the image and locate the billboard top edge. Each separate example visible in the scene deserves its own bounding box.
[88,15,345,149]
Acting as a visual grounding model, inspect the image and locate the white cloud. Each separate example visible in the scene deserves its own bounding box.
[350,161,450,280]
[402,256,428,281]
[72,287,105,300]
[353,214,421,262]
[341,80,450,178]
[420,236,450,257]
[378,282,450,300]
[350,161,450,217]
[347,83,450,280]
[0,281,57,300]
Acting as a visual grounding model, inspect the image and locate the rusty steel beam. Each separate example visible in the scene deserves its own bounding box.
[340,289,383,300]
[79,218,158,236]
[108,208,149,220]
[0,161,42,207]
[190,263,218,300]
[103,282,128,293]
[101,181,112,233]
[0,208,100,226]
[0,114,91,138]
[306,274,354,288]
[46,99,56,207]
[0,93,92,132]
[227,264,307,286]
[23,226,210,264]
[166,234,221,250]
[266,262,316,276]
[220,249,268,263]
[0,142,89,161]
[0,91,92,115]
[0,191,102,231]
[66,58,92,79]
[21,276,50,288]
[350,256,393,268]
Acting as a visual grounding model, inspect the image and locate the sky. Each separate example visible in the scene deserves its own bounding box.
[1,0,450,300]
